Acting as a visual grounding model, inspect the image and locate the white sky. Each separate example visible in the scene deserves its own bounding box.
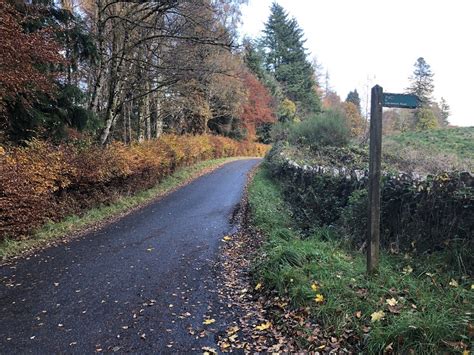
[239,0,474,127]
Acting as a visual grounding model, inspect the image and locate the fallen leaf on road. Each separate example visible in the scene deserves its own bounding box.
[255,321,272,331]
[203,319,215,325]
[220,341,230,350]
[223,236,232,241]
[202,346,217,354]
[255,283,262,290]
[227,326,239,335]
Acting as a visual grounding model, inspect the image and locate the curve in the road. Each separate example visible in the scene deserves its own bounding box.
[0,158,261,353]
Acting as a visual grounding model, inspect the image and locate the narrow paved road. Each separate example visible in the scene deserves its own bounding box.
[0,159,260,353]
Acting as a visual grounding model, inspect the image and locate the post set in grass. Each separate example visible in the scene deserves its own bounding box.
[367,85,420,274]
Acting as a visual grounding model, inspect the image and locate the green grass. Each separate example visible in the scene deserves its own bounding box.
[248,165,473,353]
[384,127,473,173]
[386,127,473,158]
[0,157,242,261]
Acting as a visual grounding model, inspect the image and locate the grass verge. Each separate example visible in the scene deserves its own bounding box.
[0,157,245,261]
[248,164,473,354]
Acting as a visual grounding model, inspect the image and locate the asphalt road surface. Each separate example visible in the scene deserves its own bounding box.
[0,158,261,353]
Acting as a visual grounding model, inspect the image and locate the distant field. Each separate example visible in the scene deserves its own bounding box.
[383,127,473,173]
[386,127,473,158]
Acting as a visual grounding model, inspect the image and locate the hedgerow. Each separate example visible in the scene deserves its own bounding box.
[0,135,269,240]
[266,144,474,273]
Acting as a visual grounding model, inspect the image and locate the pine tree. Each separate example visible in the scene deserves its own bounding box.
[243,38,266,80]
[243,38,284,104]
[261,3,320,116]
[345,89,361,113]
[406,57,435,106]
[439,97,450,126]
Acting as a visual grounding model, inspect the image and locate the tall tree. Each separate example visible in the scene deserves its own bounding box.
[342,101,364,137]
[345,89,361,114]
[240,71,276,140]
[406,57,434,106]
[261,2,321,116]
[439,97,450,126]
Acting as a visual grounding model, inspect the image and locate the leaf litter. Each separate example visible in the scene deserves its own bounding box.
[211,175,356,353]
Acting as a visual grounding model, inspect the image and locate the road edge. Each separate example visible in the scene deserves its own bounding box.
[0,157,257,265]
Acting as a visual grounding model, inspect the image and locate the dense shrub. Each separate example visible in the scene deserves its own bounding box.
[0,135,269,240]
[287,110,350,148]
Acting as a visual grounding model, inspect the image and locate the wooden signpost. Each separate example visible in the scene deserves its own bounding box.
[367,85,419,274]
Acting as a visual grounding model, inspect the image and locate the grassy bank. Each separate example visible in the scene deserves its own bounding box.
[0,157,242,261]
[248,165,473,353]
[384,127,473,173]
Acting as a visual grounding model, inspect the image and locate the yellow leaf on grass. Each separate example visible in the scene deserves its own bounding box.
[386,298,398,306]
[371,311,385,322]
[471,284,474,290]
[255,283,262,291]
[311,283,320,291]
[255,321,272,331]
[203,319,216,325]
[449,279,458,288]
[402,265,413,274]
[314,294,324,303]
[462,350,469,355]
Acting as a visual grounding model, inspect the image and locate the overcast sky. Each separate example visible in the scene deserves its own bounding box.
[240,0,474,127]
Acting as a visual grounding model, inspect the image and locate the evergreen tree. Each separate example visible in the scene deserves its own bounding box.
[261,3,320,116]
[345,89,361,113]
[406,57,434,106]
[243,38,284,104]
[243,38,266,80]
[439,97,450,126]
[324,70,331,98]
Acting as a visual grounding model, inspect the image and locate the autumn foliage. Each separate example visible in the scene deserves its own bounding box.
[0,0,62,116]
[0,135,269,240]
[241,71,276,140]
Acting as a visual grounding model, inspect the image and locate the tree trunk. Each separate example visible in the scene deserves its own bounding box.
[152,91,163,138]
[144,83,151,140]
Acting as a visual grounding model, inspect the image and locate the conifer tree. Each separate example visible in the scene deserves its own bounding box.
[261,3,320,116]
[439,97,450,126]
[406,57,434,106]
[345,89,361,113]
